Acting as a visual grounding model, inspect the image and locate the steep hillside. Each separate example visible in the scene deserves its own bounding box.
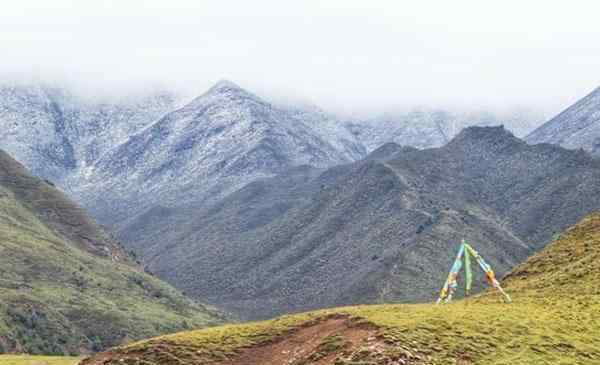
[0,150,223,355]
[72,80,366,226]
[124,126,600,320]
[81,213,600,365]
[527,86,600,157]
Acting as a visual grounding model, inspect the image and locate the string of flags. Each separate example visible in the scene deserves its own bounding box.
[436,239,511,304]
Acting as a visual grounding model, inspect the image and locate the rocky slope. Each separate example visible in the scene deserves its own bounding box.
[527,86,600,157]
[122,126,600,319]
[81,213,600,365]
[0,150,223,355]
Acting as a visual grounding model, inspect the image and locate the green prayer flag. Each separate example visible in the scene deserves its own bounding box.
[464,246,472,294]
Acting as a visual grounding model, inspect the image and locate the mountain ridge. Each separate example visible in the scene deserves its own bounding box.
[119,126,600,320]
[527,86,600,157]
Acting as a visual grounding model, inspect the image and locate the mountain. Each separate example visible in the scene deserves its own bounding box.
[0,150,223,355]
[81,213,600,365]
[68,80,366,226]
[1,80,544,230]
[345,107,544,152]
[527,87,600,157]
[0,82,180,184]
[122,126,600,320]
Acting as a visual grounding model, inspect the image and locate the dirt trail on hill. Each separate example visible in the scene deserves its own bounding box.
[79,314,431,365]
[217,314,378,365]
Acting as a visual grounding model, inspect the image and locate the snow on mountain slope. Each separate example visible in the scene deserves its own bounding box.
[345,108,543,152]
[526,87,600,157]
[0,82,181,184]
[74,80,367,225]
[0,83,77,181]
[1,79,544,229]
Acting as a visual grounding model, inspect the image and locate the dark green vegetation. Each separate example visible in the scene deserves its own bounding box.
[0,150,223,355]
[81,213,600,365]
[123,126,600,319]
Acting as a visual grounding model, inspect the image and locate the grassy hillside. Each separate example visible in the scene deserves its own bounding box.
[0,354,82,365]
[0,150,224,354]
[82,213,600,364]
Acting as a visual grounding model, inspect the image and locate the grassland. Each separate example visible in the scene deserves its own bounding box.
[83,213,600,364]
[0,354,82,365]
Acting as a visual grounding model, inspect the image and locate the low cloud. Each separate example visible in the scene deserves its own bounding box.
[1,0,599,115]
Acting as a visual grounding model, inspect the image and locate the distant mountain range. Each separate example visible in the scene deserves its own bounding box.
[122,126,600,319]
[345,107,542,151]
[527,87,600,157]
[0,80,544,227]
[0,149,222,354]
[67,80,366,226]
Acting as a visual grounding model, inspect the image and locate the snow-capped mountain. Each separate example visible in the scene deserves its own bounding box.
[1,79,544,230]
[0,84,77,181]
[71,80,367,225]
[526,87,600,157]
[345,108,544,153]
[0,82,181,183]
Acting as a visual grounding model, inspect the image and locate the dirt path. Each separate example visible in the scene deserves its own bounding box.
[79,314,431,365]
[216,314,378,365]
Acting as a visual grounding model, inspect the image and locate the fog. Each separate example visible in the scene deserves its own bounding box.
[2,0,600,116]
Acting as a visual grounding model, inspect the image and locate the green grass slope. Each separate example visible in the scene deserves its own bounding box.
[83,213,600,364]
[0,150,224,354]
[0,354,82,365]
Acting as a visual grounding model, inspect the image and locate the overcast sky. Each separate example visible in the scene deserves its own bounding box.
[2,0,599,115]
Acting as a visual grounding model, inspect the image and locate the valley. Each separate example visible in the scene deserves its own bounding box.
[1,79,600,363]
[3,2,600,364]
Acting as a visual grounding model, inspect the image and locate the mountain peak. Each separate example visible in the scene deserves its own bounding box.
[186,79,257,108]
[451,125,516,142]
[366,142,417,161]
[207,79,244,93]
[444,125,524,154]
